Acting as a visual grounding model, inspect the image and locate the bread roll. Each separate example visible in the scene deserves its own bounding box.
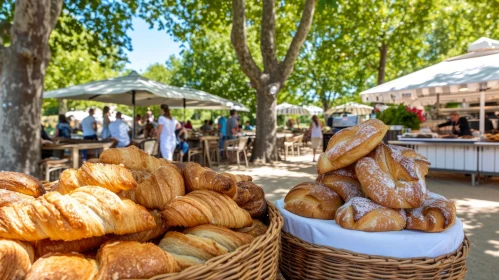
[316,166,364,202]
[0,171,45,197]
[356,143,430,208]
[317,119,388,174]
[95,241,179,279]
[406,192,456,232]
[335,197,406,232]
[25,253,97,280]
[284,182,343,219]
[234,181,268,218]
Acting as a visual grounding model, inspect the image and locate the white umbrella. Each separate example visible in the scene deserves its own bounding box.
[303,105,324,115]
[326,102,374,115]
[360,37,499,133]
[276,102,310,115]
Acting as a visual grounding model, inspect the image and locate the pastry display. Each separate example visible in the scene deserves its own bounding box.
[335,197,407,232]
[356,143,430,208]
[25,253,98,280]
[406,192,457,232]
[284,182,343,220]
[316,166,364,202]
[317,119,388,174]
[0,146,270,278]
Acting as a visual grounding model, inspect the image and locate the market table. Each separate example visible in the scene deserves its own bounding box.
[187,136,220,167]
[42,142,114,169]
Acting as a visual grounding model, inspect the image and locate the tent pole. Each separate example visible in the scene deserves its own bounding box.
[183,98,186,122]
[479,88,485,135]
[132,90,136,140]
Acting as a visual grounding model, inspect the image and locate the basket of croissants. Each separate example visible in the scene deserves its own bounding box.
[278,119,470,280]
[0,146,283,280]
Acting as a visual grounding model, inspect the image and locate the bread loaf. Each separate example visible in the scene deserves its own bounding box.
[0,171,45,197]
[25,253,97,280]
[406,192,456,232]
[284,182,343,219]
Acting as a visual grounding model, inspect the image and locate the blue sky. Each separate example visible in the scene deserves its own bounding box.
[125,17,182,72]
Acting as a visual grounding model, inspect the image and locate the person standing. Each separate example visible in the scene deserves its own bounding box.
[226,110,239,139]
[309,115,323,162]
[80,108,97,140]
[101,106,111,139]
[54,114,72,139]
[437,112,472,136]
[157,104,178,160]
[109,112,131,147]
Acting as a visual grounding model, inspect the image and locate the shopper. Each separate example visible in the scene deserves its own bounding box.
[109,112,131,147]
[80,108,97,140]
[101,106,111,139]
[157,104,178,160]
[309,115,323,162]
[54,114,72,139]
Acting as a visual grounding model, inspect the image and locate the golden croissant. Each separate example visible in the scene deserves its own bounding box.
[99,145,173,172]
[0,186,156,241]
[95,241,180,279]
[0,171,45,197]
[234,181,268,218]
[158,225,254,269]
[25,253,98,280]
[335,197,406,232]
[318,119,388,174]
[356,143,430,208]
[184,162,237,198]
[0,239,34,280]
[52,162,136,194]
[406,192,456,232]
[0,189,35,207]
[161,190,252,228]
[119,165,185,209]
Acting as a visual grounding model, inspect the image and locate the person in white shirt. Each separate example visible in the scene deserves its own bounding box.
[308,115,324,162]
[157,104,179,160]
[109,112,131,147]
[80,108,97,140]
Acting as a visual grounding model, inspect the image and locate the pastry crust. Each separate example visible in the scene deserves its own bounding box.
[0,189,35,207]
[317,119,388,174]
[99,145,173,172]
[284,182,343,220]
[0,171,45,197]
[184,162,237,198]
[316,165,364,202]
[25,253,97,280]
[406,192,456,232]
[233,181,268,218]
[0,239,34,280]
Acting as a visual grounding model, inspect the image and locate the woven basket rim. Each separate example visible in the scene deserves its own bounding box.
[281,230,470,264]
[148,200,284,279]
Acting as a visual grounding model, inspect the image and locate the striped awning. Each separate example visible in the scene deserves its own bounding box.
[326,102,373,115]
[276,102,310,115]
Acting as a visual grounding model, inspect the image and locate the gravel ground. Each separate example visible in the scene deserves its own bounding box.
[214,148,499,280]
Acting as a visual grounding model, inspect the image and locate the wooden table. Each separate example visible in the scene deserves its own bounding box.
[187,136,219,167]
[42,142,114,169]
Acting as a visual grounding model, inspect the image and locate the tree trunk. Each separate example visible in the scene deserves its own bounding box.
[58,98,68,114]
[0,0,62,175]
[252,83,278,163]
[377,42,388,85]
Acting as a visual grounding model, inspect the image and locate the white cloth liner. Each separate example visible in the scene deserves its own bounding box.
[276,198,464,258]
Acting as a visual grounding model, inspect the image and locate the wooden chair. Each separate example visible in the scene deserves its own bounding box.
[204,137,221,166]
[283,136,295,160]
[293,134,304,156]
[225,137,249,168]
[39,158,72,182]
[141,139,159,156]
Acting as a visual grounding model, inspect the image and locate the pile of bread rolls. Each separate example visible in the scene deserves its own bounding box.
[0,146,268,279]
[284,119,457,233]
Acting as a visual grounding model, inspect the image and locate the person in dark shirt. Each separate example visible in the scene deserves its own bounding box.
[437,112,472,136]
[485,114,495,133]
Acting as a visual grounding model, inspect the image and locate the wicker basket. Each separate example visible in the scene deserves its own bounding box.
[150,201,284,280]
[280,231,470,280]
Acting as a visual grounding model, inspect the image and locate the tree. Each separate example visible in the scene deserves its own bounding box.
[0,0,158,174]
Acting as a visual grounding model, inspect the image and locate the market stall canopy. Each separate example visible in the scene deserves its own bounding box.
[276,102,310,115]
[360,37,499,106]
[43,71,249,112]
[303,105,324,115]
[326,102,374,115]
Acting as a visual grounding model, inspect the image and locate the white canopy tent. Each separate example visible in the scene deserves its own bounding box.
[360,37,499,133]
[276,102,310,115]
[303,105,324,115]
[326,102,374,115]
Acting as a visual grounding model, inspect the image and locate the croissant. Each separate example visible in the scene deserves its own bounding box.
[99,145,173,172]
[234,219,268,237]
[158,225,254,269]
[25,253,98,280]
[234,181,268,218]
[316,166,364,202]
[221,172,253,183]
[356,143,430,208]
[284,182,343,220]
[52,162,136,194]
[335,197,406,232]
[0,189,35,207]
[318,119,388,174]
[184,162,237,198]
[0,186,156,241]
[35,210,168,257]
[119,165,185,209]
[0,239,34,280]
[406,192,456,232]
[0,171,45,197]
[95,241,180,279]
[161,190,252,228]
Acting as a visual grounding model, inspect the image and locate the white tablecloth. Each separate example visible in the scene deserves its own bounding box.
[276,198,464,258]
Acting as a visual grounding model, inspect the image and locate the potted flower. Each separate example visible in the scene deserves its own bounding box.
[376,104,425,142]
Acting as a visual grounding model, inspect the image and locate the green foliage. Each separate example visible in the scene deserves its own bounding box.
[376,105,422,129]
